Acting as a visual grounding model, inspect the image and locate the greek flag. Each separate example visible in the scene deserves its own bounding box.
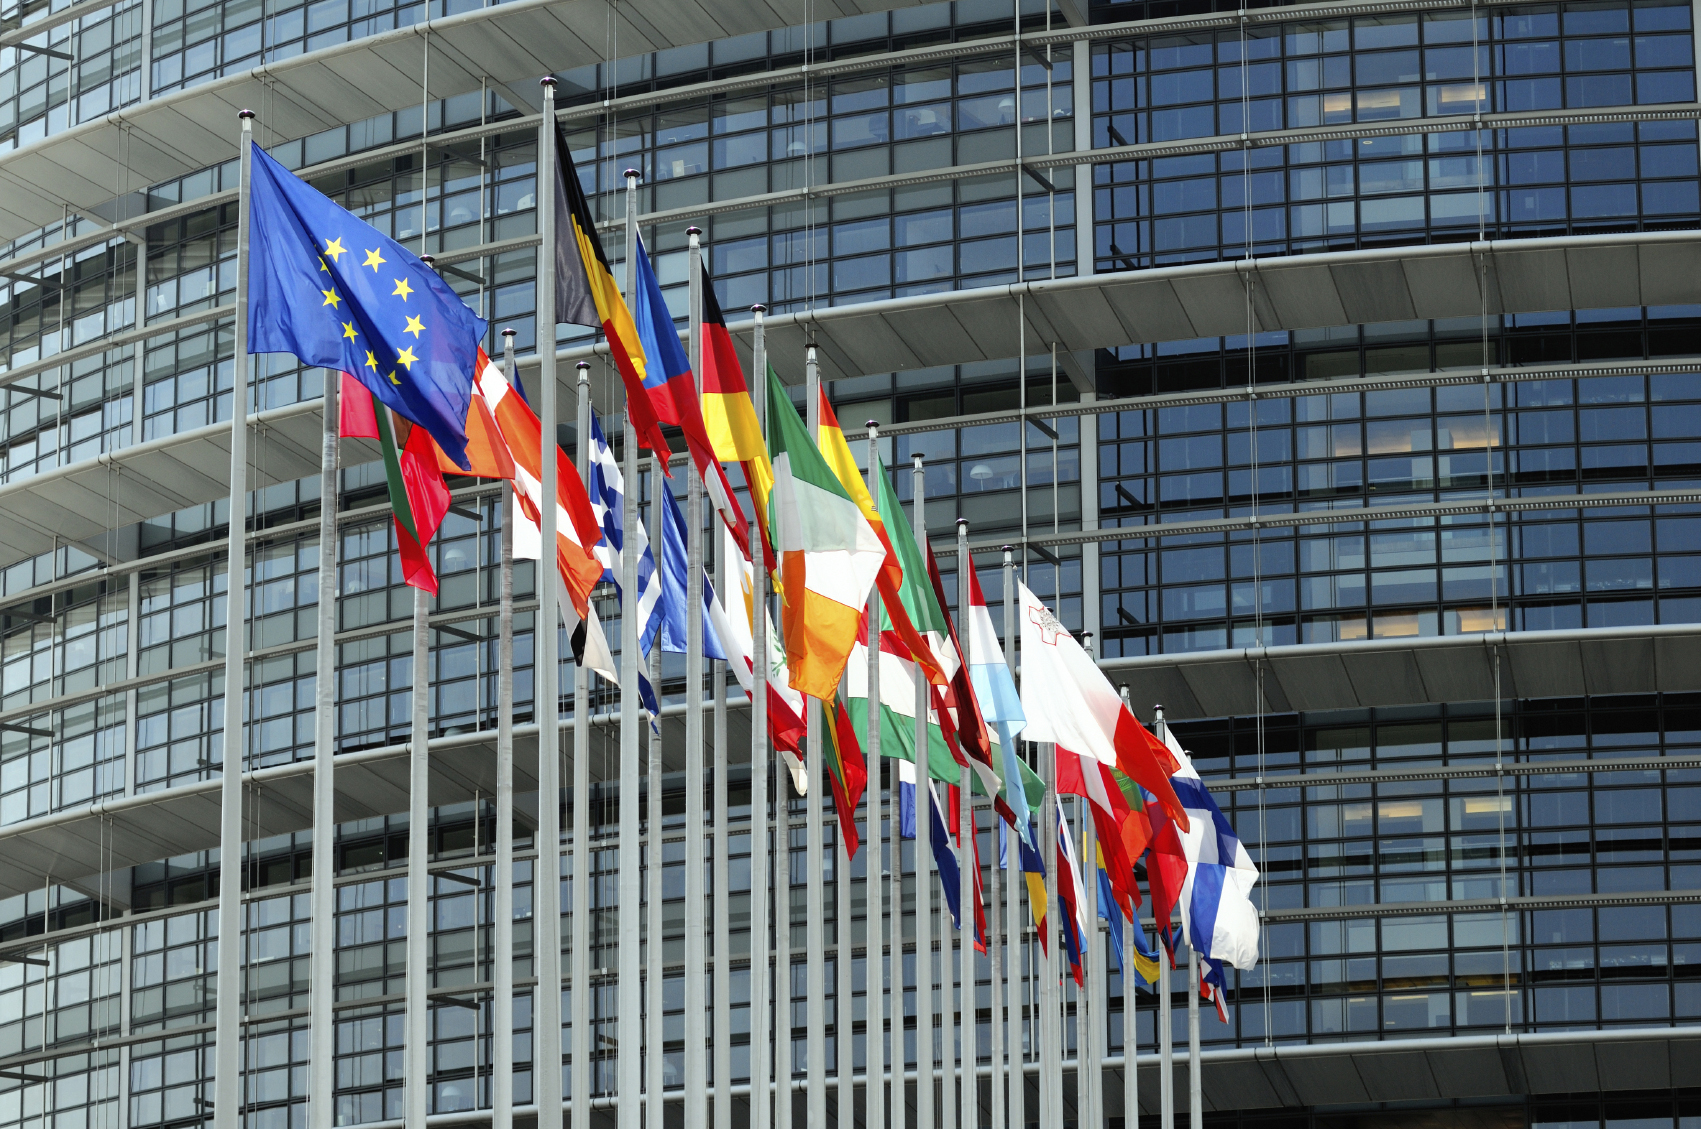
[586,411,663,655]
[584,411,660,721]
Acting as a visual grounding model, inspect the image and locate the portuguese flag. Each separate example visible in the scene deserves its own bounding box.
[341,374,450,593]
[340,357,515,594]
[822,695,868,858]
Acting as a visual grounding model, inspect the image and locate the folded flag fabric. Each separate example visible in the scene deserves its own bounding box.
[896,756,917,840]
[711,524,809,793]
[1055,748,1141,920]
[944,784,989,952]
[763,362,884,699]
[923,540,1004,809]
[655,484,727,660]
[472,351,605,619]
[927,780,962,926]
[550,126,668,463]
[1056,802,1091,988]
[1017,818,1048,956]
[247,141,479,469]
[1098,843,1159,990]
[1015,581,1189,831]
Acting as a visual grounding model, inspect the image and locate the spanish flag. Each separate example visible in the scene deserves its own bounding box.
[551,125,671,465]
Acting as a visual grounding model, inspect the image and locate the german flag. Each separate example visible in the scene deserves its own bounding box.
[700,266,776,559]
[551,125,671,465]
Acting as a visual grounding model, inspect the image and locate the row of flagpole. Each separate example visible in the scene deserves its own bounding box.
[211,87,1241,1129]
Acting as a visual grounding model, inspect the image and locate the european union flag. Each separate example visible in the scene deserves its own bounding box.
[245,141,481,469]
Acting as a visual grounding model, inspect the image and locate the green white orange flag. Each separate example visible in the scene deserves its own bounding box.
[815,391,947,687]
[764,364,884,700]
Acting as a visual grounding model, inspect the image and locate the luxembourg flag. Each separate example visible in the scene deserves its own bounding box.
[1158,723,1262,986]
[964,553,1032,844]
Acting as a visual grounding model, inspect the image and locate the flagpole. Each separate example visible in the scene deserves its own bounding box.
[212,106,255,1129]
[1000,546,1022,1129]
[865,421,887,1129]
[802,345,827,1129]
[712,520,732,1129]
[1157,717,1174,1129]
[616,165,645,1129]
[307,253,340,1129]
[1038,742,1059,1129]
[1118,686,1137,1129]
[405,527,431,1129]
[747,304,773,1129]
[954,520,976,1129]
[684,226,709,1129]
[570,357,594,1129]
[495,330,520,1129]
[702,251,734,1129]
[1081,775,1099,1129]
[645,484,664,1125]
[910,454,933,1129]
[1188,946,1202,1129]
[533,77,566,1129]
[1171,706,1202,1129]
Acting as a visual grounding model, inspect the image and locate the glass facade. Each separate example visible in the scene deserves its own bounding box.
[0,0,1694,1125]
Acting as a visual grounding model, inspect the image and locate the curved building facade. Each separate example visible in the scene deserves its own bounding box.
[0,0,1695,1127]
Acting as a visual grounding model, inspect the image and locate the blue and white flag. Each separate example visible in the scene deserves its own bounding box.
[1160,725,1261,979]
[896,756,916,840]
[583,411,660,723]
[586,411,662,654]
[656,485,727,660]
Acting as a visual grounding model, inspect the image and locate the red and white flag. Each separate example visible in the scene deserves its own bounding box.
[1015,581,1189,831]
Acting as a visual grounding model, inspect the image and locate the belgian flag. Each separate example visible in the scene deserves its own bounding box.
[551,125,672,464]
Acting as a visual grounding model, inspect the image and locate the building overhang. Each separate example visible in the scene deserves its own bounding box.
[0,698,752,899]
[1119,1025,1701,1112]
[0,0,928,243]
[1102,623,1701,720]
[561,230,1701,385]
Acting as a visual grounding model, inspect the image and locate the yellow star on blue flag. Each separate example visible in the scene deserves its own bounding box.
[244,141,482,469]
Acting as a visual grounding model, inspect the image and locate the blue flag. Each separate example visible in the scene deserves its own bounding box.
[245,141,482,469]
[656,486,727,660]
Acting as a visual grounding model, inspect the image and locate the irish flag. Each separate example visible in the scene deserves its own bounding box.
[763,366,884,700]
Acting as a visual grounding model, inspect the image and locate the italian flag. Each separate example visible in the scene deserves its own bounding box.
[763,365,884,700]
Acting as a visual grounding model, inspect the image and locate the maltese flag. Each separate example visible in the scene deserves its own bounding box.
[1014,582,1189,831]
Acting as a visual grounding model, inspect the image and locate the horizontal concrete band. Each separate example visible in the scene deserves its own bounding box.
[0,0,1590,254]
[0,1026,1678,1114]
[563,229,1701,386]
[1106,622,1701,719]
